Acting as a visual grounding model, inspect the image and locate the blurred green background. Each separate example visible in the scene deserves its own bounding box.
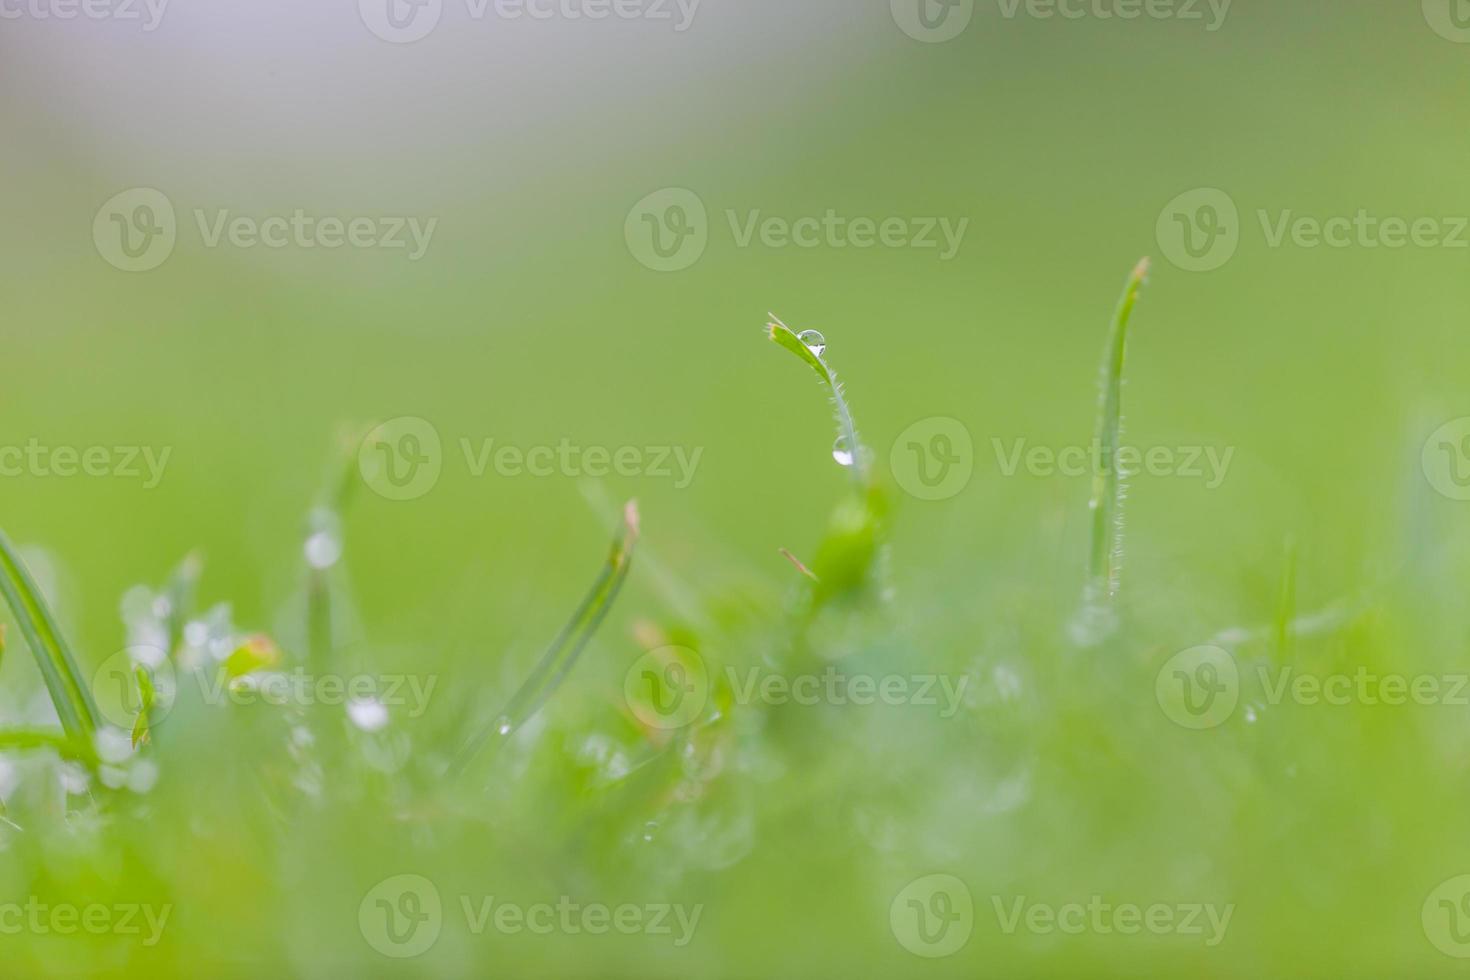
[4,0,1470,976]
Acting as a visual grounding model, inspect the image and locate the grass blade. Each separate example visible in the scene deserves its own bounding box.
[451,501,641,776]
[0,728,95,764]
[768,314,868,489]
[0,531,98,739]
[1085,258,1151,602]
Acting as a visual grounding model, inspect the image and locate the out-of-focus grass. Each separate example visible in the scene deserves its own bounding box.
[4,4,1470,977]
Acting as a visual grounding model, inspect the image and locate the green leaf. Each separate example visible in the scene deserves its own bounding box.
[452,501,641,777]
[0,530,98,739]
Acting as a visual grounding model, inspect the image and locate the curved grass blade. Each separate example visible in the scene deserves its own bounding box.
[1085,258,1150,601]
[768,314,867,489]
[451,501,641,776]
[0,531,98,739]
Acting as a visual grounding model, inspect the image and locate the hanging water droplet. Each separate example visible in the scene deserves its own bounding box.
[797,329,827,357]
[832,437,856,468]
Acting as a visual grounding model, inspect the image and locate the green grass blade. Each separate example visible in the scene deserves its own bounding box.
[0,728,95,764]
[768,314,867,489]
[452,501,641,776]
[0,531,98,739]
[1085,258,1151,600]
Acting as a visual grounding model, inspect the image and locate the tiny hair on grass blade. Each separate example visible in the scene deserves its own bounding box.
[451,501,640,777]
[0,530,99,740]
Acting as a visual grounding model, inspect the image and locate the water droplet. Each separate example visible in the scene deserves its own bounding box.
[642,820,658,842]
[304,531,342,570]
[1244,704,1259,724]
[495,716,513,736]
[347,698,389,732]
[797,329,827,357]
[832,437,856,468]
